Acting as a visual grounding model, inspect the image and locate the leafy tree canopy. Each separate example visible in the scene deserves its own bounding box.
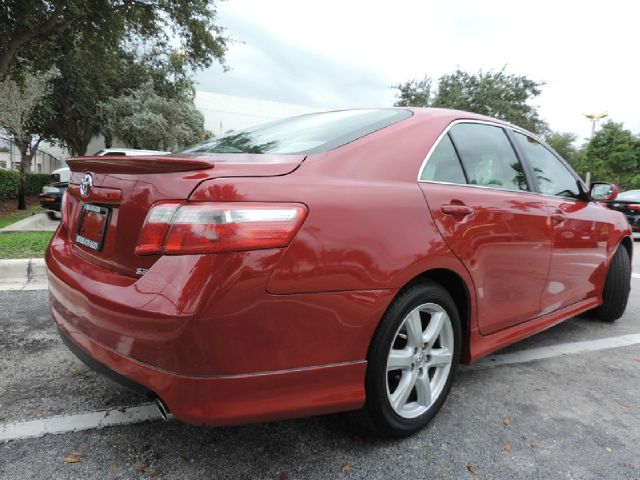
[393,68,547,134]
[577,121,640,190]
[98,81,208,151]
[545,131,578,165]
[0,66,59,208]
[0,0,228,80]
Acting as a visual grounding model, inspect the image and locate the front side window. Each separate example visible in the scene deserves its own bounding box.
[512,132,582,199]
[449,123,528,192]
[420,134,466,184]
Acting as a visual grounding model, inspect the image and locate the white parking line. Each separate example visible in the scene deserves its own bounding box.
[0,404,161,443]
[632,273,640,280]
[2,334,640,442]
[472,333,640,368]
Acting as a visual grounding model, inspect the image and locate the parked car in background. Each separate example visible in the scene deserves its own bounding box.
[40,167,71,217]
[47,109,632,437]
[40,150,170,217]
[94,148,171,156]
[606,189,640,239]
[39,182,67,216]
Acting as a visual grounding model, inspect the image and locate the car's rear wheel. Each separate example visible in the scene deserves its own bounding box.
[356,281,461,437]
[592,246,631,322]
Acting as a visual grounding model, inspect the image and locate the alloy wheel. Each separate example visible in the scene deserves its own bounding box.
[385,303,454,419]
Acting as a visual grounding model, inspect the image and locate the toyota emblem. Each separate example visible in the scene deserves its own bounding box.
[80,174,92,197]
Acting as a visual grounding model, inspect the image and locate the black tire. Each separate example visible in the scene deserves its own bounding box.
[592,246,631,322]
[354,281,461,438]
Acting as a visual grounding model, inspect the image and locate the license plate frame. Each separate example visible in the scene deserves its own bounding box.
[76,204,111,252]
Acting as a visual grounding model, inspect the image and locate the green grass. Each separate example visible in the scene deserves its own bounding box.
[0,231,54,258]
[0,204,44,229]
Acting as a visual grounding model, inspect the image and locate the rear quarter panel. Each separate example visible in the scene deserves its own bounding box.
[190,112,474,295]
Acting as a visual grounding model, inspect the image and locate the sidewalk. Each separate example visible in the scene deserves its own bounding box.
[0,212,59,233]
[0,258,47,290]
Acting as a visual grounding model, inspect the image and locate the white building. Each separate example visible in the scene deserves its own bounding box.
[194,91,317,137]
[0,135,66,174]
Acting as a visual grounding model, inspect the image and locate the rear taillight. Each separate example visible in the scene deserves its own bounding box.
[135,202,307,255]
[627,204,640,212]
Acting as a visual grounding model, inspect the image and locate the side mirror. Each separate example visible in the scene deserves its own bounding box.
[590,182,618,202]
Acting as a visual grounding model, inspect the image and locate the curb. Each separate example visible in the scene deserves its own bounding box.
[0,258,47,291]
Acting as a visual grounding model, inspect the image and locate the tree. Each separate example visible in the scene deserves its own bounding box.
[393,68,547,134]
[98,81,208,151]
[393,76,432,108]
[0,67,59,209]
[545,131,578,164]
[579,121,640,189]
[0,0,228,81]
[39,27,209,155]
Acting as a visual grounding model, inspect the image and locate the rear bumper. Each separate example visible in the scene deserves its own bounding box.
[53,302,366,425]
[46,226,392,425]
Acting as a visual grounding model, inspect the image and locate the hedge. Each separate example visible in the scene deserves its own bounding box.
[0,170,51,199]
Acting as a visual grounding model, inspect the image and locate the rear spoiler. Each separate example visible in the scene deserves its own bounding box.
[66,155,214,174]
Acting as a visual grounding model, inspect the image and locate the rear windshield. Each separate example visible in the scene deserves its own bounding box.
[180,109,412,155]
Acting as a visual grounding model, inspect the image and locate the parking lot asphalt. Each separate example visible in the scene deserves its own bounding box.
[1,253,639,479]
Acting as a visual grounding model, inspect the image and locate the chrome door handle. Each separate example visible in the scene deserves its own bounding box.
[551,213,567,223]
[441,204,474,216]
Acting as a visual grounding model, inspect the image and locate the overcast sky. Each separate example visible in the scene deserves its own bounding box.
[195,0,640,142]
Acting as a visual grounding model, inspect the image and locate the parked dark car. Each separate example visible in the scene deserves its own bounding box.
[606,190,640,238]
[39,182,68,214]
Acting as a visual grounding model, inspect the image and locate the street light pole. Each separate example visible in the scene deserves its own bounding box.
[584,112,608,138]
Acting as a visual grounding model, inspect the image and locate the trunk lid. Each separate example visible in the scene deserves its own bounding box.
[64,154,304,275]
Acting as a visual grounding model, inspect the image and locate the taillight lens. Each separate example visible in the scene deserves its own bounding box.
[627,204,640,212]
[136,202,307,255]
[135,202,181,255]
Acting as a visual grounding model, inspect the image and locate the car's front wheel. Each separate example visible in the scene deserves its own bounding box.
[357,281,461,437]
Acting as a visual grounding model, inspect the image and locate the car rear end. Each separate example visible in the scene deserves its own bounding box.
[39,182,67,212]
[47,153,354,424]
[47,109,416,425]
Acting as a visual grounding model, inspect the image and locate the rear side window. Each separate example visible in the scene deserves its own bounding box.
[512,132,582,199]
[450,123,528,192]
[420,134,466,184]
[181,109,412,155]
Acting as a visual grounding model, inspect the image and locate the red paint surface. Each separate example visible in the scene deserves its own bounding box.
[47,108,631,425]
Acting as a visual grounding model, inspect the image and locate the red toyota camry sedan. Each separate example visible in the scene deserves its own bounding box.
[47,108,632,437]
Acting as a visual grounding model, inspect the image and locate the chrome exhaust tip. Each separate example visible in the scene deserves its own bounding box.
[154,397,175,422]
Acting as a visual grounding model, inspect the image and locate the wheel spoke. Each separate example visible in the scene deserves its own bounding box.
[405,310,424,349]
[415,372,432,407]
[390,370,417,411]
[423,311,445,345]
[429,347,452,368]
[387,348,413,371]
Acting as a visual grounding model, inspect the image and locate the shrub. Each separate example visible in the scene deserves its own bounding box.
[0,169,19,199]
[24,173,50,195]
[0,170,51,199]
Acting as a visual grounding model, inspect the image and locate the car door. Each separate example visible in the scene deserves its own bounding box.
[510,131,609,313]
[419,122,553,335]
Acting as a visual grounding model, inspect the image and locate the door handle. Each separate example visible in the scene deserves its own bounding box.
[441,204,474,216]
[551,212,567,223]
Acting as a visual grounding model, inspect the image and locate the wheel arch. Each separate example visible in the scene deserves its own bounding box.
[378,268,473,364]
[620,236,633,262]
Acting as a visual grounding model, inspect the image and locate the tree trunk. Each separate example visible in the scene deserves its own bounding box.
[104,134,113,149]
[15,137,38,210]
[17,152,29,210]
